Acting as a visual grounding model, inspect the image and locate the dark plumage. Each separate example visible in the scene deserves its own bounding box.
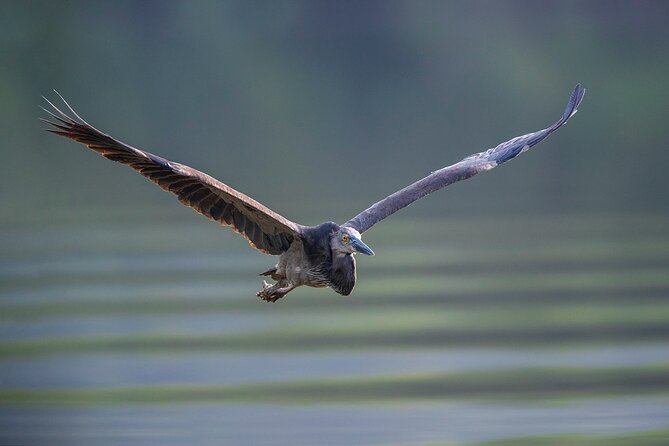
[300,222,357,296]
[43,85,585,302]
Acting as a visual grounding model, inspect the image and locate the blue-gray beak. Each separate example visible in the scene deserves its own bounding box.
[351,238,375,256]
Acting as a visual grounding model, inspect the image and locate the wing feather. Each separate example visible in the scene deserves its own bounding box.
[344,85,585,233]
[43,94,305,255]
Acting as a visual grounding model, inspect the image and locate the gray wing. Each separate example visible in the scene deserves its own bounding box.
[42,94,304,255]
[344,85,586,234]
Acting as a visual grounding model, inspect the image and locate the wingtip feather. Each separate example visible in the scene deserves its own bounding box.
[560,84,586,125]
[52,90,90,126]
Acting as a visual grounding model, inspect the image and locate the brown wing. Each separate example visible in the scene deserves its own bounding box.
[42,94,304,255]
[344,85,585,234]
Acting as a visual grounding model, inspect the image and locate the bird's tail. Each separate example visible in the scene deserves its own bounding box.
[259,267,278,277]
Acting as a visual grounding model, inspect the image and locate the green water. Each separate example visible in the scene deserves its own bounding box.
[1,212,668,444]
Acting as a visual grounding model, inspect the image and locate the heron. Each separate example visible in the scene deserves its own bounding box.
[42,85,585,302]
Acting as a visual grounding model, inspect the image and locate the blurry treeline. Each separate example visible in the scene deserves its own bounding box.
[2,0,668,226]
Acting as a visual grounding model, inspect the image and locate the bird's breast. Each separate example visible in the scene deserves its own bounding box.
[329,253,357,296]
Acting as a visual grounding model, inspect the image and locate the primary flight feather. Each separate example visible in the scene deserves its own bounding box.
[43,84,585,301]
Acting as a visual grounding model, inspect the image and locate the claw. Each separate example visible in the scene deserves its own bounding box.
[257,291,280,303]
[256,280,295,303]
[257,280,278,302]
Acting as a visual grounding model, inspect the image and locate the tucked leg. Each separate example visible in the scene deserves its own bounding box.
[256,280,296,302]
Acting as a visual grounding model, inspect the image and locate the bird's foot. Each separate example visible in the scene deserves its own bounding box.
[256,280,294,303]
[256,280,283,303]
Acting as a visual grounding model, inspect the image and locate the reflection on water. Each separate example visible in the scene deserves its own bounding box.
[1,215,669,444]
[2,399,669,446]
[2,346,669,389]
[0,313,274,340]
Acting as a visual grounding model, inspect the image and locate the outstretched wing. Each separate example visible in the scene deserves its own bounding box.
[344,84,586,234]
[42,94,305,255]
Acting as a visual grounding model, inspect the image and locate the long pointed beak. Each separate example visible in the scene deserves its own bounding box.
[351,238,375,256]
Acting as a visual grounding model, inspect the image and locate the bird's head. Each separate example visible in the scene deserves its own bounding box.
[332,226,375,256]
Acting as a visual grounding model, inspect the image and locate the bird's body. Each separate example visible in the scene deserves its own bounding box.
[260,222,359,301]
[43,85,585,302]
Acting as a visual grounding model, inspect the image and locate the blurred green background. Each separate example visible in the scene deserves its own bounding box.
[1,1,669,445]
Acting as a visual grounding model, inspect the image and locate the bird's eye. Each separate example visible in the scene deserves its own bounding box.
[341,234,349,243]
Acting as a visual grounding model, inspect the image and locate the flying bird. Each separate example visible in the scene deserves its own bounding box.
[42,85,585,302]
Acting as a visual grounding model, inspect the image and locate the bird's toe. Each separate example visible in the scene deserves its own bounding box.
[258,293,279,303]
